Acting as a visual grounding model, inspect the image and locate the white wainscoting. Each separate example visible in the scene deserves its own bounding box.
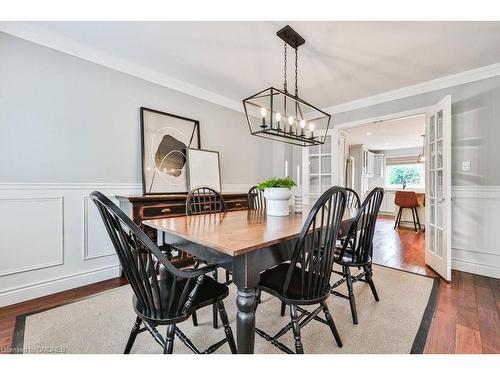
[2,182,494,306]
[451,186,500,279]
[0,183,142,307]
[0,182,252,307]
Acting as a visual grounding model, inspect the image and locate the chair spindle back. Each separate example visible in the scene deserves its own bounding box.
[186,186,227,216]
[339,187,384,264]
[248,186,266,210]
[283,186,346,300]
[90,191,205,319]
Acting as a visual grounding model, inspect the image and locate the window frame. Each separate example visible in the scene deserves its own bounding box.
[385,163,425,189]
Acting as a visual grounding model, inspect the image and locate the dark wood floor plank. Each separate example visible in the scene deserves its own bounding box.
[477,307,500,353]
[437,279,458,317]
[457,272,477,311]
[457,306,480,331]
[490,277,500,316]
[424,311,457,354]
[455,324,482,354]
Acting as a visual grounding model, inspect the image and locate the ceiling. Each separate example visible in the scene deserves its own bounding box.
[343,114,426,150]
[11,21,500,109]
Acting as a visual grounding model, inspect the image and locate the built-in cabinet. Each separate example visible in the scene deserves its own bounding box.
[380,190,396,214]
[373,154,385,178]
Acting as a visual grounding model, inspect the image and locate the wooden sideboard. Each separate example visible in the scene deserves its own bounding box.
[116,193,249,267]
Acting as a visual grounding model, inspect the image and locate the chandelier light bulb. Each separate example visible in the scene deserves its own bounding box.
[309,123,315,131]
[260,107,267,117]
[300,120,306,128]
[288,116,294,125]
[275,112,281,121]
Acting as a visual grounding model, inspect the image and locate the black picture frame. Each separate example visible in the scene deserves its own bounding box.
[140,107,201,195]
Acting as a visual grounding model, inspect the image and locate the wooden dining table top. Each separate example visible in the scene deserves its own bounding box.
[143,207,357,257]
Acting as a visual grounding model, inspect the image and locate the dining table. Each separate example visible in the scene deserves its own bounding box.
[143,206,358,354]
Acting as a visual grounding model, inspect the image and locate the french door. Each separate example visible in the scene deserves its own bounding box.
[425,96,452,281]
[302,131,333,204]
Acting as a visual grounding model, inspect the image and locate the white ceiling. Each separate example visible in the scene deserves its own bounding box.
[10,21,500,109]
[343,114,426,150]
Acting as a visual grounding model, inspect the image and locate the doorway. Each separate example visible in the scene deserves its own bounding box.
[329,99,452,281]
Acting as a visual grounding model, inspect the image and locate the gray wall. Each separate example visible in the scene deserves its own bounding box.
[0,33,274,186]
[333,76,500,187]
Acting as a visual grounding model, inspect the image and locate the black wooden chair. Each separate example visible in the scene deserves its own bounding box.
[254,186,347,354]
[338,188,361,249]
[186,186,230,329]
[90,191,236,354]
[345,188,361,209]
[331,187,384,325]
[248,186,265,210]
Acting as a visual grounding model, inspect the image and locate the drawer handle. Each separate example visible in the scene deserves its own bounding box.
[235,203,242,207]
[161,208,172,213]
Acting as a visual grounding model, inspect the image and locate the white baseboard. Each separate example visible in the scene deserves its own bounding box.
[0,265,121,307]
[451,258,500,280]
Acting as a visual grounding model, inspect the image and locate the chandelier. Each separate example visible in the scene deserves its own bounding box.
[242,25,331,147]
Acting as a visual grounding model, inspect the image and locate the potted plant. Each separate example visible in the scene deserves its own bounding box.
[256,177,296,216]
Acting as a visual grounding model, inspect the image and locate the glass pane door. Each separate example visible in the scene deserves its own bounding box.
[307,134,332,202]
[428,111,445,256]
[425,95,451,281]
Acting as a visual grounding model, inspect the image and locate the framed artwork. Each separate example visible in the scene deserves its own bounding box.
[187,149,222,192]
[140,107,201,194]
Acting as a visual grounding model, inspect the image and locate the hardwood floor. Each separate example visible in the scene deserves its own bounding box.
[0,215,498,354]
[374,215,500,354]
[373,215,437,277]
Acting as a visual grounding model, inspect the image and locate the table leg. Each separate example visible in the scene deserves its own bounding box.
[236,287,256,353]
[233,253,260,354]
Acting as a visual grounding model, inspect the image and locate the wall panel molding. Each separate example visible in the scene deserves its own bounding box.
[0,196,64,277]
[450,185,500,278]
[82,195,116,261]
[0,182,142,190]
[0,182,141,307]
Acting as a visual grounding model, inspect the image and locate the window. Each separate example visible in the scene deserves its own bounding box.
[385,164,425,189]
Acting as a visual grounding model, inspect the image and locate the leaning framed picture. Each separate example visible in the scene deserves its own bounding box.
[187,149,222,192]
[140,107,201,195]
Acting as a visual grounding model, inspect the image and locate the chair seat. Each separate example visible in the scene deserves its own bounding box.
[333,247,371,267]
[133,274,228,324]
[257,263,331,304]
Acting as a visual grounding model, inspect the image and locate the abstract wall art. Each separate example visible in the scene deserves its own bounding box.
[140,107,201,194]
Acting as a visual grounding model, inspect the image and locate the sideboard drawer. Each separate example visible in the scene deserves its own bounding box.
[142,203,186,219]
[226,199,249,211]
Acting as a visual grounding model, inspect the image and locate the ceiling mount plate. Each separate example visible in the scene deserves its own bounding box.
[276,25,305,48]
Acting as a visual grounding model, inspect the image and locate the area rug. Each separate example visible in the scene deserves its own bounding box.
[13,265,439,354]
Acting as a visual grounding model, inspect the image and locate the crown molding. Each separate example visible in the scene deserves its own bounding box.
[3,22,500,117]
[325,61,500,114]
[0,22,243,113]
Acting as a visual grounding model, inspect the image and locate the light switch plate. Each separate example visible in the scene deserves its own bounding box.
[462,161,471,171]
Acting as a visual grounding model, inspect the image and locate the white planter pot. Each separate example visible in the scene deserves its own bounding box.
[263,188,291,216]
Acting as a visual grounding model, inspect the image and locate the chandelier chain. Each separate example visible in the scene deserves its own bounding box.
[295,47,298,96]
[283,42,288,93]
